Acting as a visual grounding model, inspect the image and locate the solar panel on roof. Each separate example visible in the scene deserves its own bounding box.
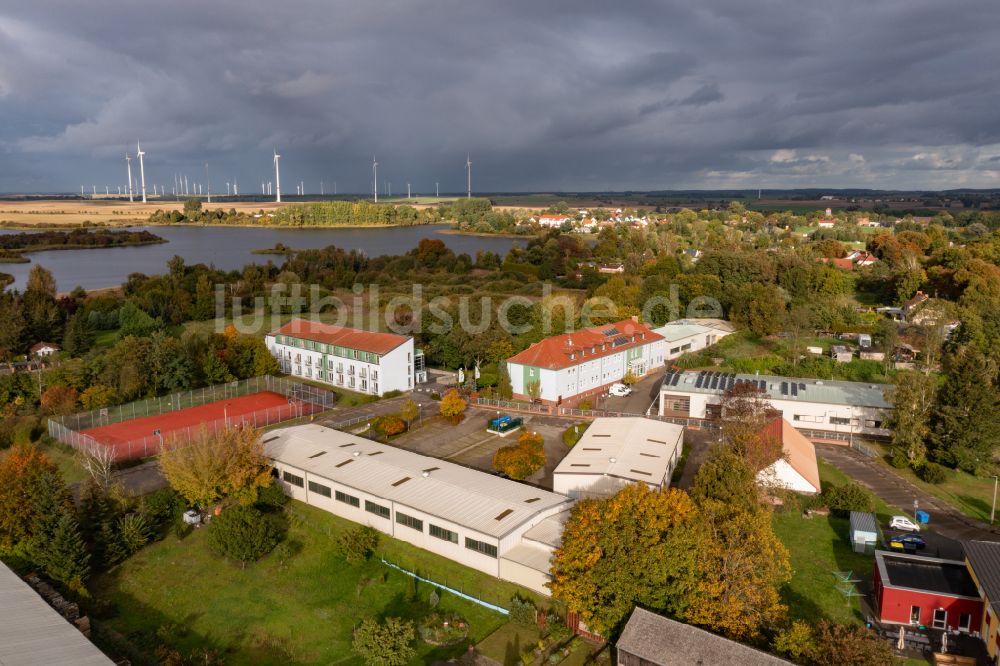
[791,383,798,396]
[613,336,629,346]
[671,374,680,386]
[604,327,619,336]
[799,383,806,391]
[710,375,719,389]
[695,375,704,388]
[758,380,766,390]
[780,382,788,395]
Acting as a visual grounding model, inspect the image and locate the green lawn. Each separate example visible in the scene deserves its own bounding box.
[772,460,887,626]
[91,501,543,665]
[874,450,998,524]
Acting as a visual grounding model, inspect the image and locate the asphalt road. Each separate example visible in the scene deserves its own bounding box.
[816,444,1000,543]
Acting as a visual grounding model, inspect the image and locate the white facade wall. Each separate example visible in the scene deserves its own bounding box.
[659,390,888,437]
[265,335,414,397]
[758,459,819,494]
[662,331,730,360]
[270,459,568,590]
[509,339,665,403]
[271,459,503,576]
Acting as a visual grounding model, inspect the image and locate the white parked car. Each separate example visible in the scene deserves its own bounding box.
[889,516,920,532]
[609,383,633,397]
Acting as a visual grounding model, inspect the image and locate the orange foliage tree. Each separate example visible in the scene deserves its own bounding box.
[41,385,79,415]
[549,484,700,636]
[438,389,467,423]
[0,444,60,549]
[492,432,545,480]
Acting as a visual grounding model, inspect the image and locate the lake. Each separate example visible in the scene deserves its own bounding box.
[0,224,526,291]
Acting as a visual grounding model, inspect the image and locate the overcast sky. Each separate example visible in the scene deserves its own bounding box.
[1,0,999,193]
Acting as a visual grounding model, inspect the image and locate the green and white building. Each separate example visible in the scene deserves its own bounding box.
[266,319,426,396]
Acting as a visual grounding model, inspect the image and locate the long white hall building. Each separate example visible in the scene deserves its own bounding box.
[506,318,665,406]
[266,319,426,397]
[266,424,573,595]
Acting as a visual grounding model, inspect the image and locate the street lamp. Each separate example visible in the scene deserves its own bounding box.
[991,475,998,525]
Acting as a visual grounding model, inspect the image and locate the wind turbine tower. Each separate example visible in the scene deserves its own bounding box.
[466,154,472,198]
[373,156,378,203]
[205,163,211,204]
[273,150,282,202]
[137,142,147,203]
[125,153,134,202]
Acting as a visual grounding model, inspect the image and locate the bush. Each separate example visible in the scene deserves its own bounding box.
[115,513,150,557]
[562,424,588,447]
[336,525,380,564]
[371,415,406,439]
[207,505,280,567]
[917,462,948,485]
[823,482,875,517]
[888,449,910,469]
[493,434,545,480]
[352,617,415,666]
[383,389,403,399]
[139,488,182,534]
[255,482,289,509]
[509,596,537,626]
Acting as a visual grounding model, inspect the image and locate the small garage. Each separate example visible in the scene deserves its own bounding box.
[850,511,878,554]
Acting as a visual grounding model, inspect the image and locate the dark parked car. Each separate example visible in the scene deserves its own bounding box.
[889,535,926,550]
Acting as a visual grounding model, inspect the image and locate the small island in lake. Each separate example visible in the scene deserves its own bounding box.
[0,228,166,263]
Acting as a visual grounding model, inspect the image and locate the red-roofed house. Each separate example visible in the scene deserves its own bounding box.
[266,319,423,396]
[506,318,665,405]
[756,417,822,495]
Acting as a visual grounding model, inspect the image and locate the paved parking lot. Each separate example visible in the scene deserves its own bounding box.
[594,369,665,414]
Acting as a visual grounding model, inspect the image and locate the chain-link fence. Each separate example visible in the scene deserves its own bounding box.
[47,376,337,462]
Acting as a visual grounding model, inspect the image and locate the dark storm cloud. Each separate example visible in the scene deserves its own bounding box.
[1,0,999,192]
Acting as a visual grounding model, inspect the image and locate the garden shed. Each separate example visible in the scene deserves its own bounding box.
[850,511,878,554]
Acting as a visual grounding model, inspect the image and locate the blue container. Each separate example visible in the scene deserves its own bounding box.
[915,510,930,524]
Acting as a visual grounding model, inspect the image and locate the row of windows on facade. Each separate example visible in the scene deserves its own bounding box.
[287,365,380,392]
[283,353,380,378]
[282,471,498,558]
[793,414,882,427]
[275,336,383,363]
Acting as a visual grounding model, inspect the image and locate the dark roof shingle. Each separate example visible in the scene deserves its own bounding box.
[616,608,795,666]
[965,540,1000,615]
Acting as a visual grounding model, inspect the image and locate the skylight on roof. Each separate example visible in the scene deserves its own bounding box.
[630,469,652,476]
[391,477,411,487]
[494,509,514,521]
[335,459,354,468]
[524,497,541,503]
[307,451,327,459]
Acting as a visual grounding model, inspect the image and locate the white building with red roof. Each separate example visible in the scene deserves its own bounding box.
[266,319,424,396]
[506,318,665,406]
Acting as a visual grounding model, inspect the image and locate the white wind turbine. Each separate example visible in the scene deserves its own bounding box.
[273,149,282,202]
[125,153,134,202]
[137,141,147,203]
[373,156,378,203]
[466,154,472,198]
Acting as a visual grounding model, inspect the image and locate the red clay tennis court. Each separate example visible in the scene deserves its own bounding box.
[81,391,311,461]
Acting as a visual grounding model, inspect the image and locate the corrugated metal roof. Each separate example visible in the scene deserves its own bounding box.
[661,371,890,409]
[553,417,683,484]
[849,511,878,536]
[522,511,570,549]
[0,562,113,666]
[266,424,572,538]
[501,543,555,574]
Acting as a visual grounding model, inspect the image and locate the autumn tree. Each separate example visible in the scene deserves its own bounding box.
[438,389,467,423]
[690,449,760,515]
[718,384,782,473]
[40,385,79,415]
[158,425,272,508]
[0,444,60,549]
[371,415,405,440]
[775,620,898,666]
[398,399,419,430]
[885,371,935,467]
[549,484,700,636]
[493,431,546,480]
[684,498,791,641]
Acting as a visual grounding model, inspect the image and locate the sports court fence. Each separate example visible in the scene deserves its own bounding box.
[47,375,337,462]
